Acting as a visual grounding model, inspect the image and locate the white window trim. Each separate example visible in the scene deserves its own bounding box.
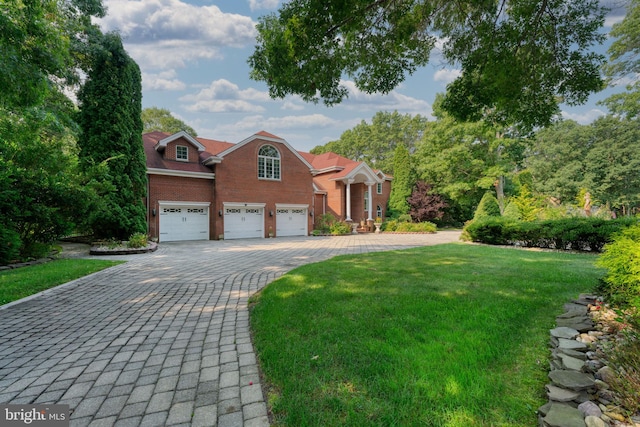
[258,145,281,181]
[377,182,383,194]
[176,145,189,162]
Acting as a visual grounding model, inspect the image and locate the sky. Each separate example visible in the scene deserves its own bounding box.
[97,0,629,153]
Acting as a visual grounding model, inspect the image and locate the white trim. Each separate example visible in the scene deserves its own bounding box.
[156,131,206,152]
[176,145,189,161]
[159,201,211,207]
[275,203,309,209]
[217,133,314,169]
[330,162,383,184]
[147,168,215,179]
[223,202,267,209]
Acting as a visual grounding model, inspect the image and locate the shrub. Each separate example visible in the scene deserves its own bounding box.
[315,213,336,233]
[127,232,148,249]
[597,224,640,309]
[330,221,352,235]
[473,192,501,221]
[0,227,21,265]
[502,201,522,221]
[382,219,398,232]
[394,222,437,233]
[464,217,512,245]
[398,214,412,223]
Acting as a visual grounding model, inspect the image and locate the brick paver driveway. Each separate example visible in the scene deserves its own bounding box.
[0,232,460,427]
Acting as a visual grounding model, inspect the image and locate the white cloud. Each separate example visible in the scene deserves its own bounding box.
[433,68,461,84]
[98,0,256,70]
[180,79,271,113]
[339,80,432,115]
[249,0,279,11]
[561,108,607,124]
[142,70,186,91]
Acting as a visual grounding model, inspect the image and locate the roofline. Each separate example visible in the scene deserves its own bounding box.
[217,133,314,170]
[155,131,206,152]
[147,168,215,180]
[329,162,384,183]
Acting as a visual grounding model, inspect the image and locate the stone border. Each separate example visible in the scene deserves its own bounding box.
[89,241,158,255]
[538,294,640,427]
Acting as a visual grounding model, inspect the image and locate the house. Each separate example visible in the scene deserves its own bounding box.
[143,130,392,242]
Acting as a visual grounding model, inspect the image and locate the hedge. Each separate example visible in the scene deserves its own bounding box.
[464,217,638,252]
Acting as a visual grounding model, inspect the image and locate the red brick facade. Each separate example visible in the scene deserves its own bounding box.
[143,131,392,241]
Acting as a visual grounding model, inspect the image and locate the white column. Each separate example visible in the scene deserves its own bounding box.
[345,179,353,221]
[366,182,374,220]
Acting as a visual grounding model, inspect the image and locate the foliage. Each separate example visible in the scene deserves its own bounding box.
[142,107,197,136]
[250,243,600,426]
[0,259,121,306]
[407,181,448,223]
[388,143,414,217]
[509,185,542,222]
[473,192,502,221]
[314,213,337,234]
[77,33,147,240]
[502,201,522,221]
[249,0,606,130]
[330,221,352,235]
[127,233,148,249]
[605,322,640,415]
[465,217,637,252]
[310,111,428,174]
[597,224,640,309]
[394,221,437,233]
[0,226,21,266]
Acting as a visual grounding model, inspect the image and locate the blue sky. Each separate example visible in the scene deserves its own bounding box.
[97,0,628,152]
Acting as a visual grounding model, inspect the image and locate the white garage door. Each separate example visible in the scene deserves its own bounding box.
[159,203,209,242]
[276,206,308,237]
[223,204,264,239]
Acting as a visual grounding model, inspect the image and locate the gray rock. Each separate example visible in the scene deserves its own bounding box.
[596,366,614,383]
[578,401,602,417]
[546,384,579,402]
[558,348,588,360]
[561,354,586,371]
[594,379,609,390]
[556,317,594,332]
[549,370,595,391]
[538,401,553,417]
[558,309,588,319]
[543,403,587,427]
[558,338,588,352]
[551,327,580,339]
[564,303,588,312]
[584,415,606,427]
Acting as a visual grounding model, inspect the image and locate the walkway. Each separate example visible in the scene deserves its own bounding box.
[0,232,461,427]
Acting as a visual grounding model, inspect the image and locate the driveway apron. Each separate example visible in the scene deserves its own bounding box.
[0,232,460,427]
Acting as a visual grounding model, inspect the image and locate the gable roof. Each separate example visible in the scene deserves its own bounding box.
[302,152,386,183]
[217,131,314,170]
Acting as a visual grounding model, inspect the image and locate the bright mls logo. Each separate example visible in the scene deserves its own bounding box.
[1,405,69,426]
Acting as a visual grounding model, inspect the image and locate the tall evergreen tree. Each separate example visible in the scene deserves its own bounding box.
[77,33,147,239]
[388,143,414,217]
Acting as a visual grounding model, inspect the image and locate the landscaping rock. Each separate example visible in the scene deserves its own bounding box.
[543,403,587,427]
[578,401,602,418]
[548,370,595,391]
[551,327,580,339]
[585,415,606,427]
[546,384,579,402]
[558,338,588,352]
[561,354,586,371]
[556,317,595,333]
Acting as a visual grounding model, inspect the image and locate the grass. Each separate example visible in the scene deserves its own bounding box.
[250,243,603,427]
[0,259,123,305]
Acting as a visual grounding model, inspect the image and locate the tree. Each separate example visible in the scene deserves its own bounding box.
[388,143,415,217]
[601,0,640,119]
[249,0,606,129]
[310,111,428,174]
[407,181,448,223]
[473,192,501,221]
[77,33,147,239]
[524,120,594,204]
[142,107,198,136]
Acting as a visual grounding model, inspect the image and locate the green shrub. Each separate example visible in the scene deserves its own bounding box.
[597,224,640,308]
[394,222,437,233]
[382,219,398,232]
[502,201,522,221]
[398,214,412,223]
[473,192,501,221]
[330,221,352,235]
[315,213,336,233]
[464,217,513,245]
[127,232,148,249]
[0,227,21,265]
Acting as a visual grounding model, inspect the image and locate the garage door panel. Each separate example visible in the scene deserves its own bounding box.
[224,206,264,239]
[159,205,209,242]
[276,207,307,237]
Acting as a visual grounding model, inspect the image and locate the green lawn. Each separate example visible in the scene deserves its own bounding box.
[0,259,123,305]
[250,243,603,427]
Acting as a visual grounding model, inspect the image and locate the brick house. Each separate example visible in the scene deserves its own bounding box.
[143,130,392,241]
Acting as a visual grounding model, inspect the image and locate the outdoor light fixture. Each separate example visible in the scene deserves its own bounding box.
[218,210,223,217]
[269,210,274,217]
[152,208,156,216]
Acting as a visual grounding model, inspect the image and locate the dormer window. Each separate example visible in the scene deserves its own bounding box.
[176,145,188,161]
[258,145,280,180]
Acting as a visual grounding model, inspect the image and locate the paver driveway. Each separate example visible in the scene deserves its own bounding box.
[0,232,460,427]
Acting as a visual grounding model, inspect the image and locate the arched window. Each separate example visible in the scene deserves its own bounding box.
[258,145,280,180]
[377,205,383,219]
